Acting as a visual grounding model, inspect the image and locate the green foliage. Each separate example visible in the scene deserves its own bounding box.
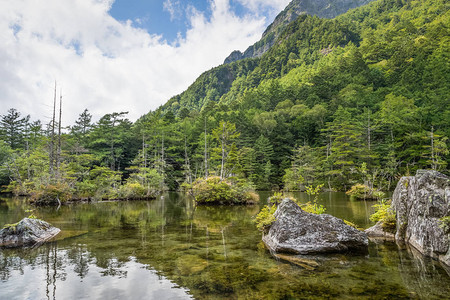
[268,192,284,206]
[300,201,327,215]
[0,0,449,197]
[439,216,450,234]
[346,184,385,200]
[344,219,360,230]
[0,108,30,149]
[305,184,324,197]
[302,184,326,214]
[31,182,74,205]
[25,209,38,219]
[119,182,146,199]
[192,176,259,205]
[346,184,371,198]
[254,205,277,232]
[370,200,396,233]
[119,167,163,199]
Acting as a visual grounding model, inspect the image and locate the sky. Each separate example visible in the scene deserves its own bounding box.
[0,0,291,126]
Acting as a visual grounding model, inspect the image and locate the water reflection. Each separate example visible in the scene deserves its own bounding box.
[0,242,192,300]
[0,193,449,299]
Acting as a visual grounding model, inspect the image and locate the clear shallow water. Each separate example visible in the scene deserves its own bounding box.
[0,192,449,299]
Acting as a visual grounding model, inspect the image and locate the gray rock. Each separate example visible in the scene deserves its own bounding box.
[0,218,61,248]
[391,170,450,266]
[263,199,368,254]
[365,221,395,240]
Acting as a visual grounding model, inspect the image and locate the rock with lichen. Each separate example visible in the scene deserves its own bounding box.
[0,218,60,248]
[263,198,368,254]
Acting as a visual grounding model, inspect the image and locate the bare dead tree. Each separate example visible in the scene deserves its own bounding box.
[56,89,62,179]
[49,81,57,175]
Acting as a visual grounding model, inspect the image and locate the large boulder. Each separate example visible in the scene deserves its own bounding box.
[391,170,450,266]
[0,218,61,248]
[263,199,368,254]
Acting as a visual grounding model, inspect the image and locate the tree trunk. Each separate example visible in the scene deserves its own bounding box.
[220,122,225,179]
[204,116,208,179]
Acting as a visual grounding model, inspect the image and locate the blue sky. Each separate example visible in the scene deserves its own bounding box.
[109,0,266,42]
[0,0,290,124]
[110,1,211,41]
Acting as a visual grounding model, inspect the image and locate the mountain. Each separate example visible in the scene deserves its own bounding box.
[149,0,449,190]
[163,0,375,114]
[224,0,374,64]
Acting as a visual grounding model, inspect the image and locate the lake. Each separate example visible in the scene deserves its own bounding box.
[0,192,449,299]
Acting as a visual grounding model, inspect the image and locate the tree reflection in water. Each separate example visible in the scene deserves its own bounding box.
[0,193,449,299]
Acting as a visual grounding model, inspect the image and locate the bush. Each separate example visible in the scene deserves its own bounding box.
[119,182,146,199]
[192,176,259,205]
[301,184,326,214]
[370,200,396,233]
[346,184,385,200]
[344,219,360,230]
[119,181,156,199]
[75,180,97,198]
[254,205,276,232]
[346,184,370,198]
[300,201,326,214]
[268,192,284,205]
[439,216,450,234]
[31,182,74,205]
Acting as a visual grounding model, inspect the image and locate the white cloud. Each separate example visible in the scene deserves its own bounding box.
[0,0,278,126]
[236,0,291,12]
[163,0,182,21]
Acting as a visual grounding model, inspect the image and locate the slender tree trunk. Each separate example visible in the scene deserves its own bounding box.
[367,108,371,151]
[161,133,165,188]
[184,135,192,184]
[25,122,30,180]
[56,90,62,179]
[430,126,435,170]
[220,122,225,179]
[49,82,57,176]
[204,116,208,179]
[142,134,147,168]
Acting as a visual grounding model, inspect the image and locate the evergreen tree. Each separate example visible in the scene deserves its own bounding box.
[0,108,30,149]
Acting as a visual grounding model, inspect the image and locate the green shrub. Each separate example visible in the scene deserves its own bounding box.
[25,209,38,219]
[344,219,360,230]
[305,184,323,197]
[268,192,284,205]
[119,182,149,199]
[346,184,370,198]
[192,176,259,205]
[31,182,73,205]
[254,205,276,232]
[301,184,326,214]
[300,201,326,214]
[75,180,97,198]
[180,182,193,192]
[346,184,385,200]
[370,200,396,233]
[439,216,450,233]
[372,190,385,200]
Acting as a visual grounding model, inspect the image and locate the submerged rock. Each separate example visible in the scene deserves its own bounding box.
[365,221,395,240]
[0,218,61,248]
[392,170,449,266]
[263,199,368,254]
[273,253,320,270]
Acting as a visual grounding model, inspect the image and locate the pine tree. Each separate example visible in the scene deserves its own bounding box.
[0,108,30,149]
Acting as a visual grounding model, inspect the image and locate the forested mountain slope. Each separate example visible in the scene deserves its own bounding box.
[224,0,374,64]
[150,0,449,190]
[164,0,375,113]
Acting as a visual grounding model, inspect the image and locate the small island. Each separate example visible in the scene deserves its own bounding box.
[190,176,259,205]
